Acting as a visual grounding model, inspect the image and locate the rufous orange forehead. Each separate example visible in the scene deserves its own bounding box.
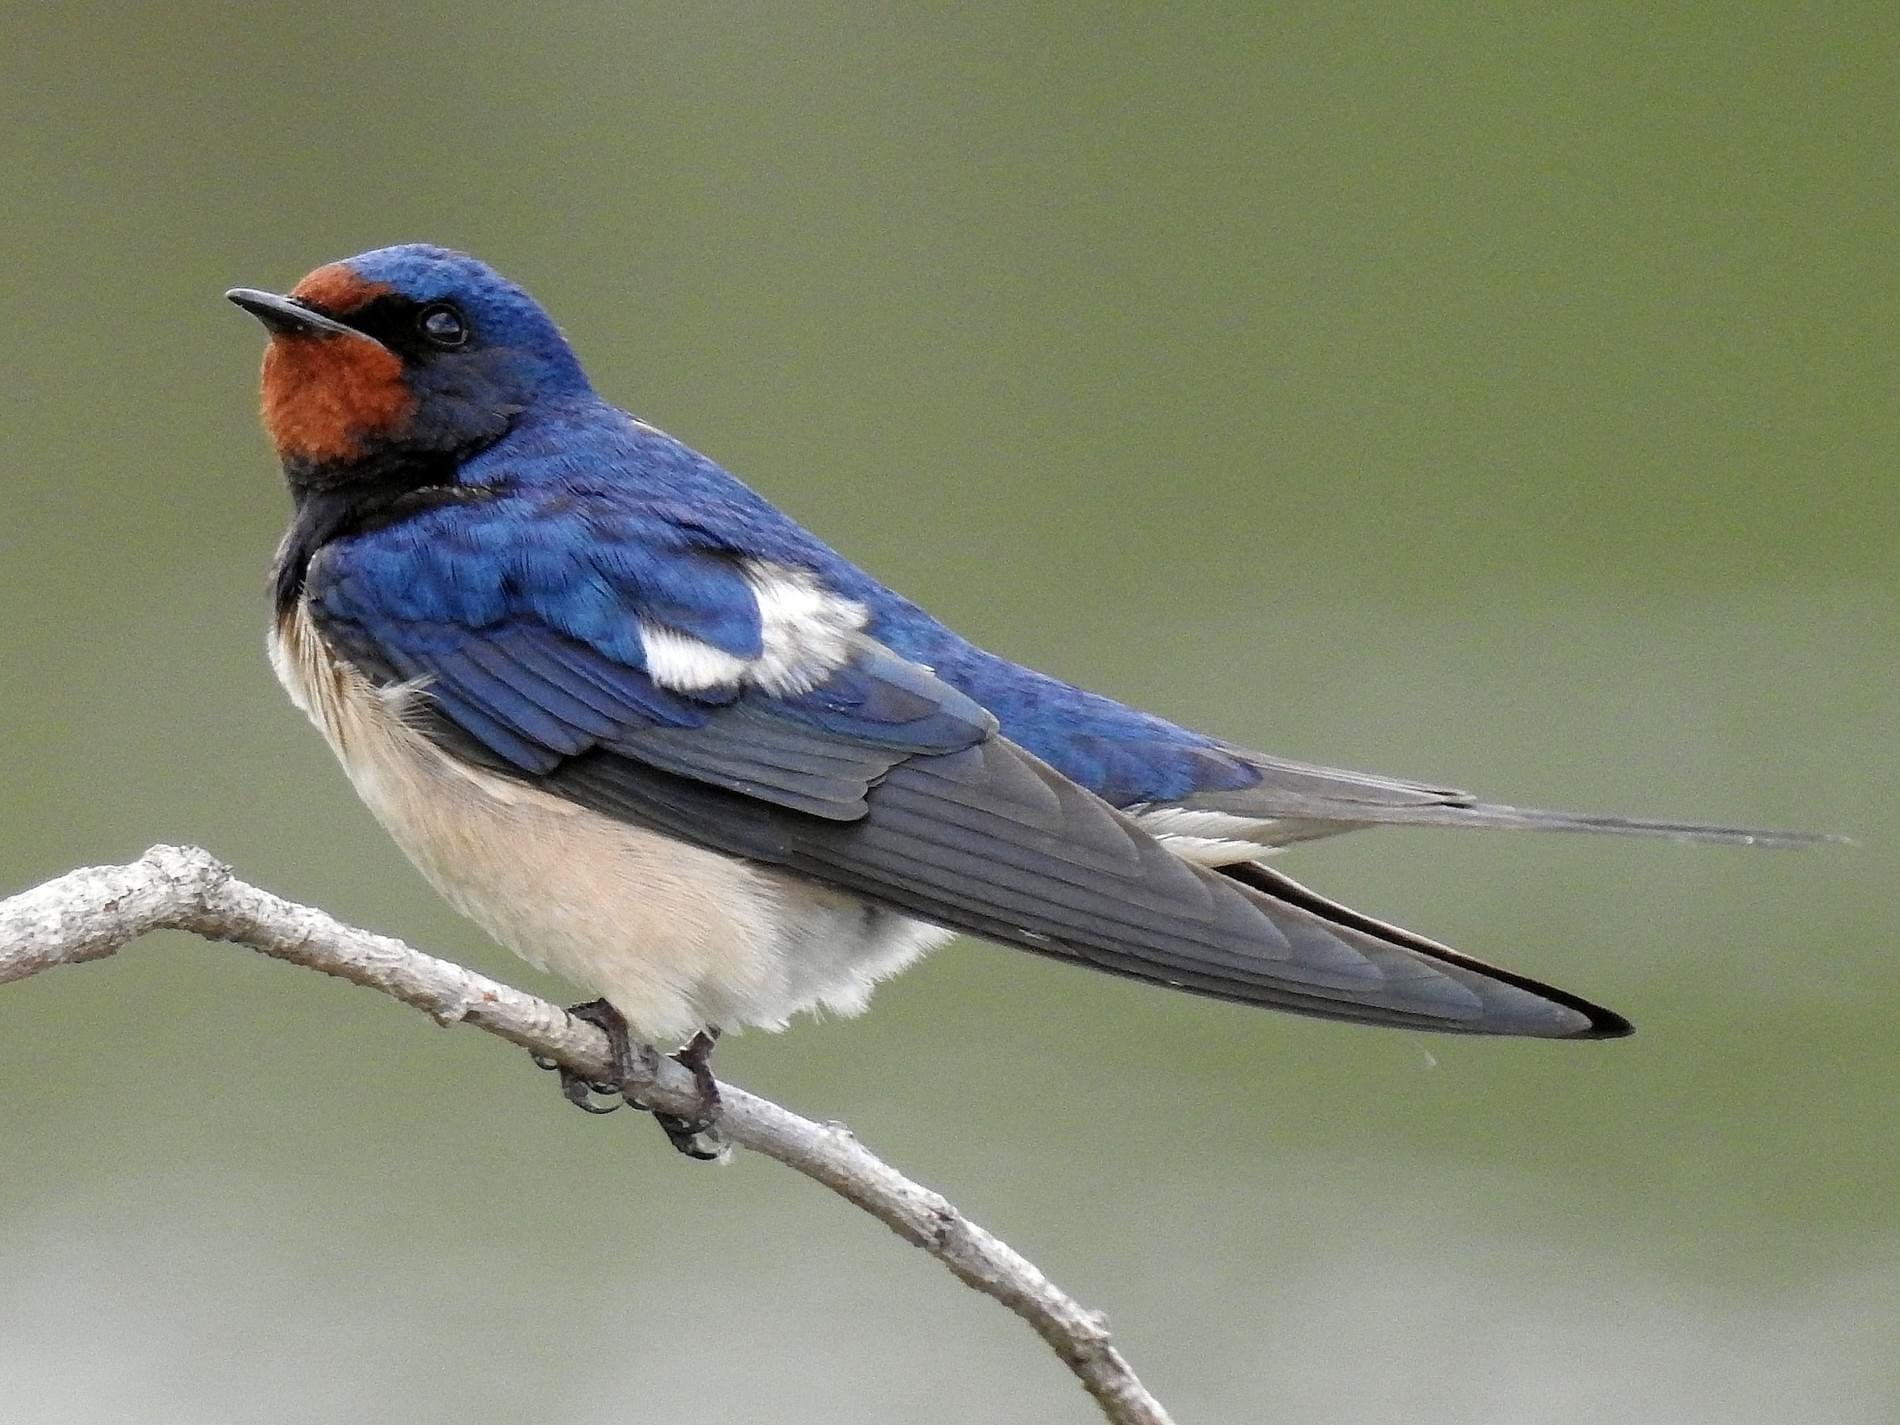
[288,263,391,315]
[259,264,410,463]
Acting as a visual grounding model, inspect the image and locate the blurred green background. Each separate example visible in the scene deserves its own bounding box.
[1,4,1894,1421]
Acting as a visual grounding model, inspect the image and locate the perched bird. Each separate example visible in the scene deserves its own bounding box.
[230,244,1826,1152]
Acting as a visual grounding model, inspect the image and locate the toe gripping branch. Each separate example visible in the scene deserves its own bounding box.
[534,1001,726,1161]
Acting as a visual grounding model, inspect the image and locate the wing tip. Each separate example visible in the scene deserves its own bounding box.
[1217,859,1636,1041]
[1562,1000,1635,1040]
[1471,978,1633,1040]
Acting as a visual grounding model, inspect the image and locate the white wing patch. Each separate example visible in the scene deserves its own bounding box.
[640,560,868,697]
[638,623,753,692]
[746,562,866,695]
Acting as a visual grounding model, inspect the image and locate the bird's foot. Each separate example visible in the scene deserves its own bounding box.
[534,1002,726,1161]
[668,1027,723,1135]
[645,1026,724,1159]
[535,998,658,1113]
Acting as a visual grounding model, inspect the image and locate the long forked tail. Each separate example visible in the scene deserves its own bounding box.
[1170,746,1850,850]
[1301,800,1849,848]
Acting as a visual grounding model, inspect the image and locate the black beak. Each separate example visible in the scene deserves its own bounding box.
[226,287,380,343]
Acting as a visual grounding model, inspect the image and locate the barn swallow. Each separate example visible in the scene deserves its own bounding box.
[229,245,1830,1155]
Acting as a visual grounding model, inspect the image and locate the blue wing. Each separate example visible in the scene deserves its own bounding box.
[303,489,1622,1038]
[310,494,987,817]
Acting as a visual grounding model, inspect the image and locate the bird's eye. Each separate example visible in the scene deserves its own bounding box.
[417,303,469,349]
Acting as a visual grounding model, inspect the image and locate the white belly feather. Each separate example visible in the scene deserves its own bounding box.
[270,601,951,1042]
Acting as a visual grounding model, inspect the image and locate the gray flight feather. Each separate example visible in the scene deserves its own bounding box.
[1148,745,1846,850]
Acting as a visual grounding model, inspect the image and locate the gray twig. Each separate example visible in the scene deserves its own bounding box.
[0,844,1175,1425]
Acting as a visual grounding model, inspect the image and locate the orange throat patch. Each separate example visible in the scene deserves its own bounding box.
[260,333,410,465]
[259,265,410,464]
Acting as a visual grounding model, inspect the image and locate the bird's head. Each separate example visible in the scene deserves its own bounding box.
[228,244,590,486]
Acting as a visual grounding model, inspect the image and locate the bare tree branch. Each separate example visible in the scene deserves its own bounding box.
[0,845,1176,1425]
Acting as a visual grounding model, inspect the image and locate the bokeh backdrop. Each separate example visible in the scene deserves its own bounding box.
[2,5,1895,1422]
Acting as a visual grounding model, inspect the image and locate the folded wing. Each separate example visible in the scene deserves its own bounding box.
[307,497,1629,1038]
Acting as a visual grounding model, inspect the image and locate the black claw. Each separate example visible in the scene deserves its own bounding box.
[655,1112,725,1160]
[544,999,639,1114]
[668,1027,725,1138]
[559,1072,622,1114]
[535,1003,726,1160]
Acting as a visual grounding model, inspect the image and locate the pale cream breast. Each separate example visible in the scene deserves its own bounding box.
[269,598,950,1041]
